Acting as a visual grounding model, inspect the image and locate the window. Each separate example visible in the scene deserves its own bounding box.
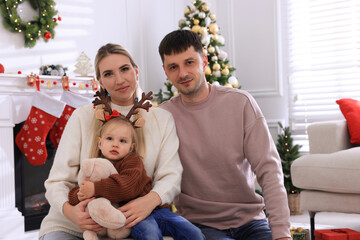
[287,0,360,151]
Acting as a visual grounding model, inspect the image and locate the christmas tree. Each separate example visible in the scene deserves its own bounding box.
[155,0,239,104]
[276,122,302,194]
[74,52,94,77]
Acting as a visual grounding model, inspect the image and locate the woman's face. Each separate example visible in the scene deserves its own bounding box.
[98,54,138,106]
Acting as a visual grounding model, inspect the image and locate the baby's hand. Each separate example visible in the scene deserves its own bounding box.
[79,181,95,200]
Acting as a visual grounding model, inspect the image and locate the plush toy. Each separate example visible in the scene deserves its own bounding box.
[78,158,131,240]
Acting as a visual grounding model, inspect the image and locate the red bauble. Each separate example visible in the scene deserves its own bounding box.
[0,64,4,73]
[58,16,62,21]
[44,32,52,40]
[53,18,57,22]
[18,71,22,74]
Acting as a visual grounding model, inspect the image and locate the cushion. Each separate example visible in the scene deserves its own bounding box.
[336,98,360,144]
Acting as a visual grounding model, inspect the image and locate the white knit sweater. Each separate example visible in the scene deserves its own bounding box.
[39,103,182,238]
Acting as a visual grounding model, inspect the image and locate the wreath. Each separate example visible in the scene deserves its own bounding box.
[0,0,59,48]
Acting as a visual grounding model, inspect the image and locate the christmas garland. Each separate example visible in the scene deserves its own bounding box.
[0,0,59,48]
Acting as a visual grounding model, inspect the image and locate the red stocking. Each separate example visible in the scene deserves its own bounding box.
[15,91,66,166]
[49,91,91,148]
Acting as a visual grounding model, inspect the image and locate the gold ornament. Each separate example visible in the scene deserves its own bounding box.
[203,48,208,56]
[79,83,84,89]
[224,83,233,88]
[212,63,221,71]
[209,23,219,34]
[193,19,200,25]
[209,13,216,21]
[221,68,230,76]
[199,27,207,35]
[205,66,212,75]
[202,4,209,12]
[213,34,219,42]
[184,7,191,15]
[208,46,215,53]
[192,25,201,33]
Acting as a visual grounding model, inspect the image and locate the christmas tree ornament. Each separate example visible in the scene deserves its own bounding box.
[205,66,212,75]
[44,31,52,40]
[49,91,91,148]
[209,13,216,20]
[0,0,59,48]
[213,70,221,78]
[212,62,221,71]
[208,46,215,53]
[201,4,209,12]
[224,83,232,88]
[221,68,229,76]
[15,91,66,165]
[209,23,219,34]
[74,52,94,77]
[191,25,201,33]
[0,63,4,73]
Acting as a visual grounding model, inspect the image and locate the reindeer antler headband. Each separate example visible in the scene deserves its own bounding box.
[92,88,153,128]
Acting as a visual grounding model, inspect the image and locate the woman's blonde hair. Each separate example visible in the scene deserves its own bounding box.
[90,43,146,159]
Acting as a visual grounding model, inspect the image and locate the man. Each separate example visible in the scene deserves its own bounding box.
[158,29,291,240]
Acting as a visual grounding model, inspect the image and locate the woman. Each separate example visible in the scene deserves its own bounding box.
[39,43,192,239]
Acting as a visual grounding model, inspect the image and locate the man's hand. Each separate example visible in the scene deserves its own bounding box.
[63,199,103,232]
[79,181,95,199]
[119,192,161,228]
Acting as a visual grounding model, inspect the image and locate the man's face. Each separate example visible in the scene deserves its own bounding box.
[163,46,208,102]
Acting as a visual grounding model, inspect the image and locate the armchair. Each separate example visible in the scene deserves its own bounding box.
[291,120,360,239]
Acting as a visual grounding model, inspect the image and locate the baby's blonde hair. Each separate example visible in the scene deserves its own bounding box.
[92,117,138,158]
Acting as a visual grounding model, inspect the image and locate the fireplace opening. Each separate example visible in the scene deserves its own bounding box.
[14,122,55,231]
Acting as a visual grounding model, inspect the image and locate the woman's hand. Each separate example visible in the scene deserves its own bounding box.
[63,199,103,232]
[119,191,161,228]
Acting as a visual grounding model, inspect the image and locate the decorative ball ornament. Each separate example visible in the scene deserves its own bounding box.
[193,19,200,25]
[213,70,221,78]
[191,25,201,33]
[205,66,212,75]
[212,62,221,71]
[44,32,52,40]
[209,13,216,21]
[184,7,191,15]
[224,83,233,88]
[0,64,4,73]
[209,23,219,34]
[0,0,59,48]
[228,76,239,88]
[208,46,215,53]
[201,4,209,12]
[199,27,207,35]
[221,68,230,76]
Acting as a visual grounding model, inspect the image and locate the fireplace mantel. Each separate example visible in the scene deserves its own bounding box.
[0,73,95,238]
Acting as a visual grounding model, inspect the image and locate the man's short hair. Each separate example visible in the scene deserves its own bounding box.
[158,29,203,63]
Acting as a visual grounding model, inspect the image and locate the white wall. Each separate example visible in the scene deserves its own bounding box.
[0,0,288,140]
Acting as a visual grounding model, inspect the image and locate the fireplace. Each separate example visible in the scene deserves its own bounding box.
[0,73,94,237]
[13,121,55,231]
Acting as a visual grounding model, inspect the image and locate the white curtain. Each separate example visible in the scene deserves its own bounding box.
[287,0,360,151]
